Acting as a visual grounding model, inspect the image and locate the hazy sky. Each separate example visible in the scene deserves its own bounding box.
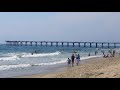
[0,12,120,43]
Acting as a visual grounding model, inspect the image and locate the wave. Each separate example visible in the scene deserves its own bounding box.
[22,51,61,58]
[0,51,61,61]
[0,55,103,71]
[0,56,20,61]
[0,59,66,71]
[114,48,120,53]
[80,55,102,60]
[0,64,31,71]
[33,59,67,66]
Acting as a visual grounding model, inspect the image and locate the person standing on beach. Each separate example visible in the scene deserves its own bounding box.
[71,54,75,67]
[67,58,71,67]
[76,54,80,66]
[113,50,116,57]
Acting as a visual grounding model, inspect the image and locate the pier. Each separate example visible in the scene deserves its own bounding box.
[5,41,120,48]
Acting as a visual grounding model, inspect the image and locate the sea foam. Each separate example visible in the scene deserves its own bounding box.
[0,51,61,61]
[0,64,31,71]
[0,55,102,71]
[0,56,20,61]
[22,51,61,58]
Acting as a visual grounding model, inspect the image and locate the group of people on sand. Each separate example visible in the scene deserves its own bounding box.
[67,53,80,67]
[103,49,116,58]
[89,48,116,58]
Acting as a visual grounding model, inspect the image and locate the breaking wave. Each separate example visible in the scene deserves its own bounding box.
[0,51,61,61]
[0,55,102,71]
[22,51,61,58]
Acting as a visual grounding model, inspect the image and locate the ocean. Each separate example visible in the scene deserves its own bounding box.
[0,44,119,78]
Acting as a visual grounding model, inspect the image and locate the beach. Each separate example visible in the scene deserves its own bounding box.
[16,54,120,78]
[1,12,120,78]
[0,44,119,78]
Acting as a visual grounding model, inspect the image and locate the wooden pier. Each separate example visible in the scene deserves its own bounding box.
[5,41,120,48]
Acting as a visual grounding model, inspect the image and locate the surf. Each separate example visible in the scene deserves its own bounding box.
[22,51,61,58]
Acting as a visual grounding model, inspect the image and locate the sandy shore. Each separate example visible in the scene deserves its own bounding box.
[17,54,120,78]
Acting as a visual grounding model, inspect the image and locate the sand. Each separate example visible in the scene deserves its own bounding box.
[17,54,120,78]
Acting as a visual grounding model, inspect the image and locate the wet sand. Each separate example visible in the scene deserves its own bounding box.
[17,54,120,78]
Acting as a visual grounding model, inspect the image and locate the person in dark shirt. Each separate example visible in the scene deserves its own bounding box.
[71,54,75,67]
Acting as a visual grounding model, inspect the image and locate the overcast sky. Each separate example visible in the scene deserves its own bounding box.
[0,12,120,43]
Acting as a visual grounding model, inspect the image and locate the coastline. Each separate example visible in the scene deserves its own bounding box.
[0,54,102,78]
[16,54,120,78]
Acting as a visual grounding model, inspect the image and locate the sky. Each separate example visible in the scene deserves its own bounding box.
[0,12,120,43]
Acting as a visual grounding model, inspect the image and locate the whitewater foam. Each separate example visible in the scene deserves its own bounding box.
[33,59,67,66]
[80,55,102,60]
[0,51,61,61]
[0,56,20,61]
[0,55,102,71]
[22,51,61,58]
[0,59,67,71]
[0,64,31,71]
[115,48,120,53]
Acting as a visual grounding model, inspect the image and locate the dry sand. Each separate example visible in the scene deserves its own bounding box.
[17,54,120,78]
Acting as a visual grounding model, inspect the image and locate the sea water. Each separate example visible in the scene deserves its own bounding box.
[0,44,119,77]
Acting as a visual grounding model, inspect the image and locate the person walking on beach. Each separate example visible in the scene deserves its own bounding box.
[71,54,75,67]
[113,50,116,57]
[67,58,71,67]
[76,54,80,66]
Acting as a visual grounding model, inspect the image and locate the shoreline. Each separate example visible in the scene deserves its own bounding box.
[0,55,102,78]
[16,54,120,78]
[15,56,103,78]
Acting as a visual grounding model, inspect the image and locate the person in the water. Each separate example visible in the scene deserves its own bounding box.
[31,52,33,55]
[95,51,98,55]
[88,53,90,56]
[35,51,37,54]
